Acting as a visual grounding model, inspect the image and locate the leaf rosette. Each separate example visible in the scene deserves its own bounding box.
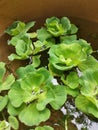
[5,21,35,36]
[48,42,87,72]
[45,17,78,37]
[6,21,37,61]
[75,70,98,118]
[8,65,67,126]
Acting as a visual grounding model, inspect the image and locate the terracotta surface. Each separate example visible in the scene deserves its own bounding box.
[0,0,98,34]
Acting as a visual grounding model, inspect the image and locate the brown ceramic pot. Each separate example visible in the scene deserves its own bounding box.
[0,0,98,129]
[0,0,98,33]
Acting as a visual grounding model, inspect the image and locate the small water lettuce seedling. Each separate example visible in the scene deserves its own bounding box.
[8,65,67,126]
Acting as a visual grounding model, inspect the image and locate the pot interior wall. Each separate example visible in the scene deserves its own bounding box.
[0,0,98,33]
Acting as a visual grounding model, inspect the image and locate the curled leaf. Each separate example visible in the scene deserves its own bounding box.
[19,103,50,126]
[8,116,19,130]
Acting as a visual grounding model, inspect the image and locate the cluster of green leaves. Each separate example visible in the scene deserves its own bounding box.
[5,21,37,61]
[0,62,18,130]
[8,65,67,126]
[0,16,98,130]
[5,17,78,61]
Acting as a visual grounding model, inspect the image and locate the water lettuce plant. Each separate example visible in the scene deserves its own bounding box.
[0,16,98,130]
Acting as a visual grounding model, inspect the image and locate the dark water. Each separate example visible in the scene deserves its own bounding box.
[0,17,98,130]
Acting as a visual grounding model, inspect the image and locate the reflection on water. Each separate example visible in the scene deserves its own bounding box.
[60,99,98,130]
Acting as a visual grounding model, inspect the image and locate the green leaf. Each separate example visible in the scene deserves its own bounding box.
[44,38,55,48]
[5,21,35,36]
[48,63,63,76]
[24,21,35,33]
[8,53,23,61]
[5,21,26,36]
[80,69,97,96]
[65,87,79,97]
[20,71,45,91]
[75,95,98,118]
[37,27,52,41]
[36,92,53,111]
[16,64,35,78]
[35,67,52,84]
[0,120,10,130]
[8,81,24,107]
[61,73,79,96]
[0,62,6,82]
[19,103,50,126]
[33,40,46,54]
[60,39,92,55]
[26,32,37,38]
[15,37,33,57]
[15,40,28,56]
[33,38,55,54]
[35,126,54,130]
[77,39,93,55]
[79,69,98,108]
[0,95,8,111]
[93,70,98,84]
[67,24,78,34]
[0,74,15,92]
[61,17,71,31]
[79,55,98,71]
[62,71,79,89]
[60,35,77,43]
[0,62,15,92]
[8,36,20,46]
[49,85,67,110]
[32,55,41,68]
[8,33,36,46]
[7,102,25,116]
[8,116,19,130]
